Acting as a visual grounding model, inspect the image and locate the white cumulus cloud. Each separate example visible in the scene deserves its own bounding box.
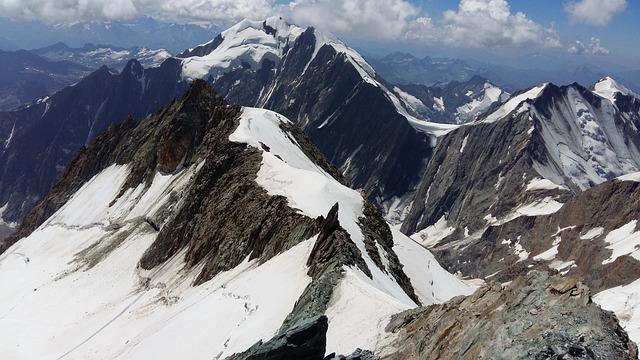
[0,0,275,24]
[565,0,627,26]
[285,0,418,40]
[568,37,610,56]
[0,0,576,51]
[0,0,139,22]
[406,0,560,48]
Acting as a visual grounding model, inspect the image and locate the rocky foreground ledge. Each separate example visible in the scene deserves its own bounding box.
[382,270,637,359]
[230,271,638,360]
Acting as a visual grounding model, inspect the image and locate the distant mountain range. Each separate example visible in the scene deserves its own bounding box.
[0,16,223,53]
[0,49,90,111]
[32,42,172,70]
[370,51,640,93]
[0,36,18,50]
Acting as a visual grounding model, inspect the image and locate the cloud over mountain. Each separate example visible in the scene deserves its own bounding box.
[0,0,608,53]
[410,0,561,48]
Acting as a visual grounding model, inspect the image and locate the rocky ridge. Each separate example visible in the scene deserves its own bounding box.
[0,81,468,358]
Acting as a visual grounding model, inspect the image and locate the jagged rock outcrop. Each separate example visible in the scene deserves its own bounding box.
[226,316,328,360]
[381,271,638,360]
[434,176,640,291]
[1,80,440,358]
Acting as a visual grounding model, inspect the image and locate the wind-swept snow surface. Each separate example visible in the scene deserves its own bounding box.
[0,107,474,359]
[181,17,304,81]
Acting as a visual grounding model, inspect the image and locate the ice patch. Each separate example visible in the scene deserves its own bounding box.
[482,84,547,123]
[580,227,604,240]
[602,220,640,264]
[618,172,640,182]
[526,178,567,192]
[410,216,455,247]
[595,278,640,346]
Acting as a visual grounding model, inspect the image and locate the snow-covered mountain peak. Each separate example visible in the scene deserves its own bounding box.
[178,16,378,86]
[479,83,548,123]
[593,76,638,102]
[223,16,304,44]
[178,17,456,138]
[454,81,510,123]
[180,17,305,81]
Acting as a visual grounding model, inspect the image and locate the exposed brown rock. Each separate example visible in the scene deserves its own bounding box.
[381,271,638,360]
[430,177,640,293]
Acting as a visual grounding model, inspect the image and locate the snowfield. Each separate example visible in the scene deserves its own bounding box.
[0,107,474,359]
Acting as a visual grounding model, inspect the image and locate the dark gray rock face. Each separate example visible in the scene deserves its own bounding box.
[402,83,640,239]
[435,178,640,292]
[0,49,90,111]
[0,58,189,224]
[281,201,419,332]
[209,27,434,213]
[176,35,223,58]
[381,271,638,360]
[326,349,379,360]
[226,316,328,360]
[393,75,508,124]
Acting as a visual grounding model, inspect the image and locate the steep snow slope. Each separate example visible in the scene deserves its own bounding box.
[177,17,456,222]
[480,83,547,123]
[0,85,473,359]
